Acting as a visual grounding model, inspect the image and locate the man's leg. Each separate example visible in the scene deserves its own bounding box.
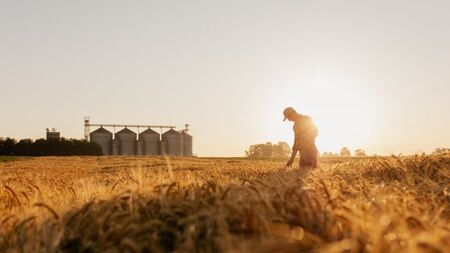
[310,145,318,168]
[299,154,307,169]
[301,147,318,168]
[309,153,318,168]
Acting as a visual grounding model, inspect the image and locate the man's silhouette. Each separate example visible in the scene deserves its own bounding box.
[284,107,319,168]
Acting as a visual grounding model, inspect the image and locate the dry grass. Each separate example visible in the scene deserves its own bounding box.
[0,154,448,253]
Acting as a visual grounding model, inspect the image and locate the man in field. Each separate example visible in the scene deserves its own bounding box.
[284,107,319,169]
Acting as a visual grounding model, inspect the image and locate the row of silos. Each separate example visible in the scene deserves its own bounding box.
[90,127,192,156]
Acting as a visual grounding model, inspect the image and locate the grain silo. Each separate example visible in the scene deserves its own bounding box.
[139,128,160,155]
[162,129,183,156]
[115,128,137,155]
[181,132,193,156]
[85,118,191,156]
[160,139,167,155]
[112,139,120,155]
[90,127,112,155]
[137,139,144,155]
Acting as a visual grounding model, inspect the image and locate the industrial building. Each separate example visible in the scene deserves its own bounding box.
[46,128,60,140]
[85,118,193,156]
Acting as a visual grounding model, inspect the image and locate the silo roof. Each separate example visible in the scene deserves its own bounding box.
[140,128,159,135]
[116,128,136,135]
[163,129,180,136]
[91,127,112,134]
[181,131,192,137]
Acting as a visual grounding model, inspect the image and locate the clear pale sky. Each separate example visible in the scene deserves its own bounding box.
[1,1,449,156]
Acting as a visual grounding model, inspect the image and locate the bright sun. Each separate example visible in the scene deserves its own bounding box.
[268,81,378,154]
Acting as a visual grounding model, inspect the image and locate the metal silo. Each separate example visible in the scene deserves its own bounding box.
[182,132,193,156]
[112,139,120,155]
[162,129,183,156]
[137,139,144,155]
[115,128,137,155]
[139,128,160,155]
[90,127,112,155]
[160,140,167,155]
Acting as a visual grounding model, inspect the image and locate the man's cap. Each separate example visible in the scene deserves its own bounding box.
[283,107,296,121]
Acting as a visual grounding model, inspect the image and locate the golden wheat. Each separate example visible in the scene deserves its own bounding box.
[0,154,448,252]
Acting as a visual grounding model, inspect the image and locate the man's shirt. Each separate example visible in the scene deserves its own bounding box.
[293,115,318,151]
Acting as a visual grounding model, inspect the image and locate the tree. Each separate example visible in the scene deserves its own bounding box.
[322,152,339,157]
[340,147,351,156]
[354,149,367,156]
[15,139,33,156]
[246,144,263,158]
[433,148,449,154]
[0,137,102,156]
[0,138,17,155]
[245,142,290,158]
[261,142,273,158]
[273,142,290,158]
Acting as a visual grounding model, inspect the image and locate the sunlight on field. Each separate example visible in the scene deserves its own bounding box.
[0,155,448,252]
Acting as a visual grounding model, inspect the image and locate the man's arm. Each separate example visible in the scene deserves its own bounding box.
[287,136,300,167]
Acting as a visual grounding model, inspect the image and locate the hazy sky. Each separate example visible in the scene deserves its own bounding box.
[1,1,449,156]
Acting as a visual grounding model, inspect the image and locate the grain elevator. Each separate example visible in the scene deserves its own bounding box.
[85,118,193,156]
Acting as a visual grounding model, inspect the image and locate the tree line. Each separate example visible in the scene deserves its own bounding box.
[433,148,450,154]
[245,142,291,158]
[0,137,102,156]
[334,147,367,157]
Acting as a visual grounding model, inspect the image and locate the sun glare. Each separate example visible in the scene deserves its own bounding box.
[272,80,378,154]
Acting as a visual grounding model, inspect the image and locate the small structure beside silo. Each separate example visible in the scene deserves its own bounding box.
[84,118,193,156]
[90,127,113,155]
[46,128,60,140]
[181,124,193,156]
[181,132,193,156]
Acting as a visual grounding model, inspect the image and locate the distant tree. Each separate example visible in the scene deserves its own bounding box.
[246,142,290,158]
[433,147,449,154]
[0,138,17,155]
[14,139,33,156]
[0,137,102,156]
[340,147,351,156]
[322,152,340,157]
[272,142,290,158]
[246,144,263,158]
[354,149,367,156]
[261,142,273,158]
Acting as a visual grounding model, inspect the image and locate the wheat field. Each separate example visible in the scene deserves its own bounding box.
[0,154,448,253]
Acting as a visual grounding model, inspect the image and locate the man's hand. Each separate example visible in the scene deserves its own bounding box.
[286,157,294,167]
[287,148,298,167]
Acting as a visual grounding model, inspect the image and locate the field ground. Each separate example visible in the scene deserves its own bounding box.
[0,155,449,253]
